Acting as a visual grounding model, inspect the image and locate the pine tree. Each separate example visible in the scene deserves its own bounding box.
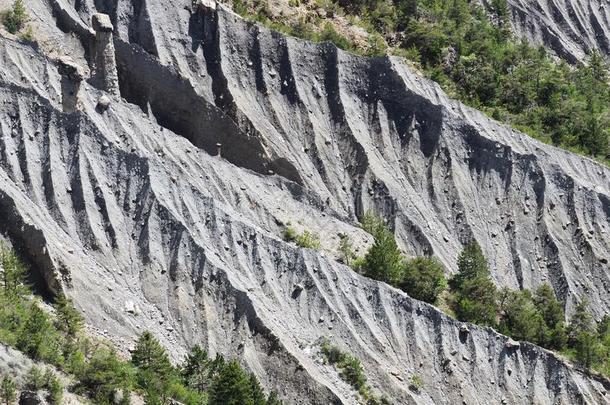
[533,284,567,349]
[16,303,51,360]
[567,300,600,369]
[266,391,283,405]
[0,377,15,405]
[362,214,404,284]
[360,211,386,236]
[338,234,355,266]
[54,294,83,337]
[131,331,175,404]
[452,276,497,325]
[181,345,211,392]
[209,360,254,405]
[0,246,28,297]
[450,241,489,290]
[449,242,497,326]
[249,373,266,405]
[131,331,174,375]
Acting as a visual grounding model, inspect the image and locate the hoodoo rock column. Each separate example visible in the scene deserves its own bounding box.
[57,57,85,113]
[91,13,119,95]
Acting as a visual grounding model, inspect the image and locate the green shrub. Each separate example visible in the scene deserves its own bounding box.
[77,349,134,404]
[295,230,321,249]
[409,373,423,391]
[284,226,321,250]
[44,369,63,404]
[321,339,346,364]
[339,355,366,390]
[19,25,33,41]
[25,366,45,389]
[282,225,297,242]
[316,22,354,51]
[498,288,546,343]
[321,340,366,390]
[400,257,446,304]
[2,0,27,34]
[0,376,15,405]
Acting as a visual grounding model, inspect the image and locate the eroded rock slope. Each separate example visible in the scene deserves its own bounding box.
[482,0,610,62]
[0,0,609,403]
[65,0,610,316]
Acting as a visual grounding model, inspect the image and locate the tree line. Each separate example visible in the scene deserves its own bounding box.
[234,0,610,162]
[0,245,283,404]
[350,212,610,374]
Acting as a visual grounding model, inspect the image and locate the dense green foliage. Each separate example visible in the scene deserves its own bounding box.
[362,217,404,284]
[400,257,446,303]
[359,211,446,304]
[449,242,497,326]
[235,0,610,162]
[0,245,282,404]
[499,284,568,350]
[394,0,610,160]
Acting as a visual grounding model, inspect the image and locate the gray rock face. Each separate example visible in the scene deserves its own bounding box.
[1,1,610,404]
[481,0,610,62]
[102,2,610,318]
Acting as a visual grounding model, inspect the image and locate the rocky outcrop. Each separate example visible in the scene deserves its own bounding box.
[1,0,610,404]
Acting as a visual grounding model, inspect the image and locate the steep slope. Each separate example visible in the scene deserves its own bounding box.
[0,0,610,403]
[69,0,610,317]
[482,0,610,62]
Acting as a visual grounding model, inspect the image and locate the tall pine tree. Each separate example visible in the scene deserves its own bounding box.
[131,331,175,404]
[209,360,253,405]
[450,241,497,326]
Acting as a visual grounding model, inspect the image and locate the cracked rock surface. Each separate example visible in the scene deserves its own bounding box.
[0,0,609,403]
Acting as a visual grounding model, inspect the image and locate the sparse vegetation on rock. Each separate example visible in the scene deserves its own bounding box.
[320,339,389,403]
[2,0,27,34]
[283,225,321,250]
